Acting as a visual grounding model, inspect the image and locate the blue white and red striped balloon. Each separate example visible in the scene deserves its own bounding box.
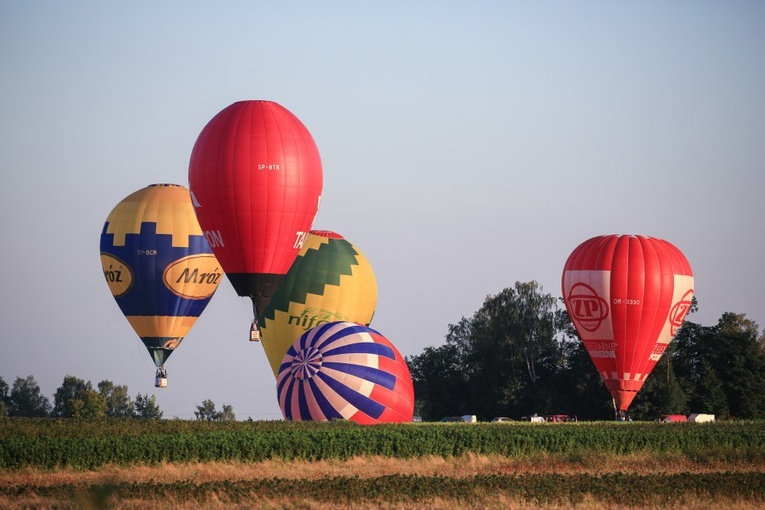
[276,321,415,424]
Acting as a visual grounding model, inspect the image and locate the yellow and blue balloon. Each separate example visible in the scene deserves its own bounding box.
[100,184,221,386]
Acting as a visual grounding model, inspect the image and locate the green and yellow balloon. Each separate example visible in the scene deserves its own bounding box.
[259,230,378,376]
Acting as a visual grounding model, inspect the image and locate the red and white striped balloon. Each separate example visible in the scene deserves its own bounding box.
[562,234,694,411]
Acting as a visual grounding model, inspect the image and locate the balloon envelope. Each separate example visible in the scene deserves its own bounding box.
[100,184,222,367]
[277,322,414,424]
[260,230,377,376]
[561,234,694,411]
[188,100,323,316]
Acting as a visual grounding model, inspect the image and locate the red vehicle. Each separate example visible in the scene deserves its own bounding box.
[660,415,688,422]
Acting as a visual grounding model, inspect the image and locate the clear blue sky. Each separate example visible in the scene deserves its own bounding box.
[1,1,763,419]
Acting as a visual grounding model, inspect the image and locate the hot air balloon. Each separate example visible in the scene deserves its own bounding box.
[277,321,415,424]
[100,184,222,387]
[259,230,378,376]
[187,100,323,339]
[561,235,694,413]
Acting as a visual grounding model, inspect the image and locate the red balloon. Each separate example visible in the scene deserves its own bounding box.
[188,101,323,316]
[561,235,694,411]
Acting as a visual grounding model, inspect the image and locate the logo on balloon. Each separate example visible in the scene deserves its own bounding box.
[583,340,616,359]
[161,338,181,350]
[101,253,133,297]
[567,283,609,332]
[288,307,350,332]
[163,254,222,299]
[649,343,667,361]
[669,289,694,336]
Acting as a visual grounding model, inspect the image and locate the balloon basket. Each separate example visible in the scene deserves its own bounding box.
[155,367,168,388]
[250,320,261,342]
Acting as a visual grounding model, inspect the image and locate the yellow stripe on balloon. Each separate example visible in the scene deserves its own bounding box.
[126,315,198,338]
[104,185,203,247]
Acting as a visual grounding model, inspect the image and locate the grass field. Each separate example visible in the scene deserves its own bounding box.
[1,419,764,509]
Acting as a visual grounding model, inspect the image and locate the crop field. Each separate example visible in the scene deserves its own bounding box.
[1,419,764,509]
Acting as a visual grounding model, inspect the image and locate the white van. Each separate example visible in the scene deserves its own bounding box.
[688,413,715,423]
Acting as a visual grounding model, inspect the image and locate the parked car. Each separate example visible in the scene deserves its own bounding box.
[660,414,688,422]
[491,417,514,423]
[440,415,477,423]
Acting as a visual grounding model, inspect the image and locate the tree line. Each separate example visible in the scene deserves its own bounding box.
[0,374,236,421]
[406,281,765,422]
[4,281,763,423]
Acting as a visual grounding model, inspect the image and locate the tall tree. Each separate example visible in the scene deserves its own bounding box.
[548,312,615,421]
[53,375,93,418]
[134,393,163,419]
[195,399,219,421]
[219,404,236,422]
[69,389,107,419]
[408,281,563,421]
[0,376,8,417]
[194,399,236,421]
[674,314,765,419]
[8,375,51,417]
[98,380,134,418]
[713,313,765,418]
[407,342,470,421]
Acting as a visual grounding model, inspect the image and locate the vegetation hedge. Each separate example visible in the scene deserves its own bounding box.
[1,418,764,471]
[3,473,765,506]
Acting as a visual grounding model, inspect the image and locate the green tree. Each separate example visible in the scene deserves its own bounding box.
[219,404,236,422]
[548,315,615,421]
[466,282,562,419]
[98,380,134,418]
[70,389,107,419]
[194,399,236,421]
[53,376,108,419]
[0,376,9,417]
[8,375,51,417]
[134,393,163,419]
[53,375,93,418]
[713,314,765,418]
[673,313,765,419]
[408,281,563,421]
[195,399,218,421]
[691,359,729,417]
[407,342,470,421]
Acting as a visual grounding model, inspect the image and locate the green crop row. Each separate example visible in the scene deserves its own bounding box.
[2,419,764,470]
[3,472,765,507]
